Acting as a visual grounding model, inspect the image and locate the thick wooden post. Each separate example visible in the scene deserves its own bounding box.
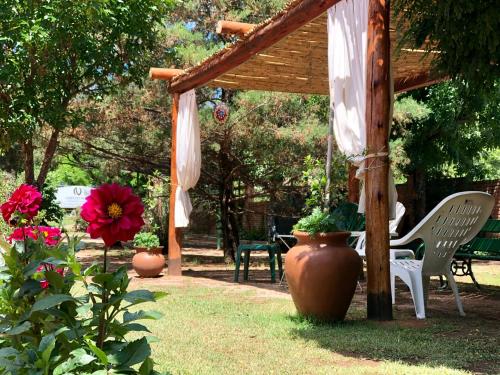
[347,164,360,203]
[365,0,392,320]
[168,93,182,276]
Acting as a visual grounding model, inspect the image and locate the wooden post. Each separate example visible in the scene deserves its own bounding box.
[365,0,392,320]
[347,164,360,203]
[168,93,182,276]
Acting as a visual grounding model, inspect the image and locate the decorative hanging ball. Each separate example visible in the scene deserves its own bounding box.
[213,103,229,124]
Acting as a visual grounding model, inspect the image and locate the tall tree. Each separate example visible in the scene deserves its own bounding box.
[395,0,499,90]
[392,80,500,224]
[0,0,173,186]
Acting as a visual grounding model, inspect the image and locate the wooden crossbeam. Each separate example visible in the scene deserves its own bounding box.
[216,20,255,37]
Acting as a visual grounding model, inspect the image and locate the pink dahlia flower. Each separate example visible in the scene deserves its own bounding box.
[8,226,62,246]
[80,183,144,247]
[1,184,42,223]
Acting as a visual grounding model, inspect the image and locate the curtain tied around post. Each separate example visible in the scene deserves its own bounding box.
[327,0,397,219]
[175,89,201,227]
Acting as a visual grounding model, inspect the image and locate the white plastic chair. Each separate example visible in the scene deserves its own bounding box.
[355,202,413,259]
[390,191,494,319]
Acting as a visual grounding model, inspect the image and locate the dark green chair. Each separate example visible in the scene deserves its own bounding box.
[234,243,283,283]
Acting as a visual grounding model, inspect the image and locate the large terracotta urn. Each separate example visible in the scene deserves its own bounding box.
[132,248,165,277]
[285,231,361,321]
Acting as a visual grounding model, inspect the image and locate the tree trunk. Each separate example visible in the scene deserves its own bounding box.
[218,143,240,262]
[36,129,60,187]
[23,139,35,185]
[219,181,238,262]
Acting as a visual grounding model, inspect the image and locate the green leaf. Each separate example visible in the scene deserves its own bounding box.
[123,290,156,304]
[83,263,100,277]
[123,323,151,333]
[0,348,19,357]
[139,357,154,375]
[92,273,113,284]
[109,337,151,367]
[31,294,77,313]
[5,321,32,335]
[85,339,108,365]
[53,348,95,375]
[45,271,64,289]
[39,333,56,365]
[123,310,163,323]
[153,291,168,300]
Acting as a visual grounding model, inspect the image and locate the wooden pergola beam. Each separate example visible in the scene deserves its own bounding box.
[395,72,445,93]
[149,68,185,81]
[216,20,255,37]
[169,0,343,93]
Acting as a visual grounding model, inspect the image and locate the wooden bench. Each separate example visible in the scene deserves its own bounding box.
[451,219,500,288]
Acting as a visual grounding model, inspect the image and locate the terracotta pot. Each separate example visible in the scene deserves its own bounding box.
[285,231,361,322]
[132,247,165,278]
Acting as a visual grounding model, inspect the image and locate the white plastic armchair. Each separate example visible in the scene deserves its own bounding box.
[390,191,494,319]
[355,202,410,259]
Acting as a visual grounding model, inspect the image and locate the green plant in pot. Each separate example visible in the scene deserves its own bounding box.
[285,205,363,322]
[132,232,165,278]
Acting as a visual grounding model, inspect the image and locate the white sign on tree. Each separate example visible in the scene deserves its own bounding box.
[55,186,92,209]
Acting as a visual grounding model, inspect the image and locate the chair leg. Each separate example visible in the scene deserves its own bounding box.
[268,249,276,283]
[243,250,250,281]
[391,272,396,304]
[276,247,283,281]
[447,272,465,317]
[410,272,426,319]
[422,276,431,310]
[234,247,242,282]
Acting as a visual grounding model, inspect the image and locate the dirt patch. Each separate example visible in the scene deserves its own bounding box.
[77,243,500,327]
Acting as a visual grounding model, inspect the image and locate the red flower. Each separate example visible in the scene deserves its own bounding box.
[37,226,62,246]
[7,226,62,246]
[0,184,42,223]
[80,183,144,247]
[36,263,65,289]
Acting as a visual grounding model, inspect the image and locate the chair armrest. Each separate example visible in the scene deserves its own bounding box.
[390,232,421,247]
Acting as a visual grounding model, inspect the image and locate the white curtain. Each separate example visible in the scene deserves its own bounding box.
[175,89,201,227]
[327,0,397,219]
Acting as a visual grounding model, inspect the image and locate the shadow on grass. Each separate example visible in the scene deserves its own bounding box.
[287,309,500,374]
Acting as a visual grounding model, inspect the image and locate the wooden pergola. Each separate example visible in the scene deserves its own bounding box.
[150,0,442,320]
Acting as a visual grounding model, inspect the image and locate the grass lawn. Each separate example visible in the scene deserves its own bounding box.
[134,279,499,375]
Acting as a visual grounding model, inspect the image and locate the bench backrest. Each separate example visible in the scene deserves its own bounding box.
[461,219,500,254]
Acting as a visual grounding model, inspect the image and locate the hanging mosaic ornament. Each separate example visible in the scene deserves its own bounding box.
[213,103,229,124]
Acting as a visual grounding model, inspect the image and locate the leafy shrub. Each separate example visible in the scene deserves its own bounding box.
[39,184,65,225]
[294,207,340,235]
[0,185,164,374]
[294,203,365,235]
[134,232,161,249]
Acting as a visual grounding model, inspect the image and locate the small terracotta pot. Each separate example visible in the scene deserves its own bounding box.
[285,231,361,322]
[132,247,165,278]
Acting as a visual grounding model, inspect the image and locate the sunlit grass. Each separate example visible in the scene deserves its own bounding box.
[131,281,498,375]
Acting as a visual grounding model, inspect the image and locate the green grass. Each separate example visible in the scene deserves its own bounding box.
[134,284,499,375]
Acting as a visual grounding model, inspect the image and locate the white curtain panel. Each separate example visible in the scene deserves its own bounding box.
[175,89,201,227]
[327,0,397,219]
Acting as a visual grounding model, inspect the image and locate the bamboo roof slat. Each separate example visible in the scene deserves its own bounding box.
[163,0,441,95]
